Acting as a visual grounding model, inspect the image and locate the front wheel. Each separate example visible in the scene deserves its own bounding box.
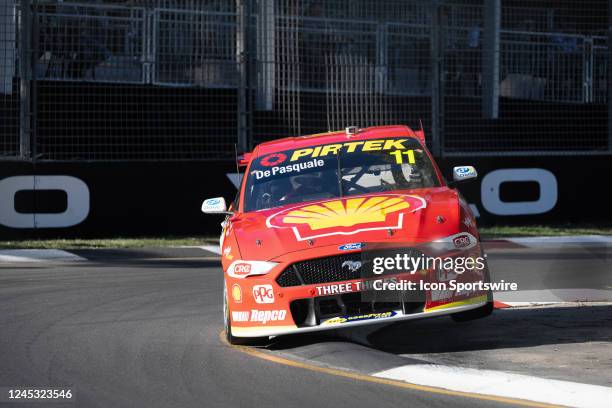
[451,300,493,322]
[223,282,268,346]
[451,257,494,323]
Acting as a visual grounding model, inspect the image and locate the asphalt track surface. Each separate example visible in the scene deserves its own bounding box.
[1,245,610,408]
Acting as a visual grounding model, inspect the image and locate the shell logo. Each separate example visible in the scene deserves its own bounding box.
[231,284,242,303]
[267,195,426,241]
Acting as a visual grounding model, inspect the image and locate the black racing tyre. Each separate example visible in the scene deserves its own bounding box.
[451,300,493,322]
[451,256,494,323]
[223,282,268,346]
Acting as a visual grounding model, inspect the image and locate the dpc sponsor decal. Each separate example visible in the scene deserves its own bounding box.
[266,194,426,241]
[252,284,275,304]
[323,311,397,325]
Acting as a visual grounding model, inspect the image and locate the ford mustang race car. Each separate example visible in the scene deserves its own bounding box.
[203,125,493,345]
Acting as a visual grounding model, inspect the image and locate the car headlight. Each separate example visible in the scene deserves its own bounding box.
[227,260,278,279]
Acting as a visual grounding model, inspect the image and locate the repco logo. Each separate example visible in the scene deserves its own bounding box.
[252,284,274,304]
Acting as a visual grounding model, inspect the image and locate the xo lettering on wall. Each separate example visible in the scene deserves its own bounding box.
[0,176,90,228]
[481,169,557,216]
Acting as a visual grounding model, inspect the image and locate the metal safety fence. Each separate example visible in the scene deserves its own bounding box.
[0,0,610,161]
[0,0,19,158]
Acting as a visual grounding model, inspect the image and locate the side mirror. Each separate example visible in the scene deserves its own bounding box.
[449,166,477,186]
[201,197,232,215]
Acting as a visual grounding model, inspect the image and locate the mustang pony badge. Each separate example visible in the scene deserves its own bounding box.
[266,194,426,241]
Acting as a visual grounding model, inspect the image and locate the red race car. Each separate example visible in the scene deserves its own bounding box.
[203,125,493,345]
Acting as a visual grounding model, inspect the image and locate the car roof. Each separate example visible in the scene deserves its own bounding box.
[252,125,422,156]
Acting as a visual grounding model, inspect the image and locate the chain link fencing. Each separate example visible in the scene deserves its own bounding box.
[1,0,19,158]
[0,0,610,161]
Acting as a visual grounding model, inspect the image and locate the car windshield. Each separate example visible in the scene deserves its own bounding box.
[243,137,440,212]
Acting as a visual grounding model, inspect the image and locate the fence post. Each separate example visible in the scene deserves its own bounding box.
[609,0,612,151]
[482,0,500,119]
[236,0,252,152]
[430,3,443,157]
[18,0,32,160]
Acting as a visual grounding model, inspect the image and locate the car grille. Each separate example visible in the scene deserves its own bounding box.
[276,249,423,287]
[277,253,362,287]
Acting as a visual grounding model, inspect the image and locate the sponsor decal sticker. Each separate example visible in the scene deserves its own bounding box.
[231,311,249,322]
[233,263,252,276]
[252,159,325,180]
[288,139,410,162]
[223,245,234,260]
[453,234,472,249]
[338,243,363,251]
[250,309,287,324]
[252,284,275,304]
[316,282,355,296]
[231,309,287,324]
[430,289,456,302]
[231,284,243,303]
[260,153,287,167]
[267,194,426,241]
[323,311,397,325]
[455,167,472,176]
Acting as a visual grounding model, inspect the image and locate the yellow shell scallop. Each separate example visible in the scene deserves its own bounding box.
[282,196,410,230]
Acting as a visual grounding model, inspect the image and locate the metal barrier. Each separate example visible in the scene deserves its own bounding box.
[152,9,238,88]
[500,30,593,104]
[35,3,239,88]
[0,0,19,158]
[0,0,609,160]
[592,36,608,104]
[35,2,145,83]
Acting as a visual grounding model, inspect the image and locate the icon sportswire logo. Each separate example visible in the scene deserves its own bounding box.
[266,194,426,241]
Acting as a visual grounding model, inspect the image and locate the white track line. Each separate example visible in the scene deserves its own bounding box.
[496,289,612,304]
[199,245,222,255]
[0,249,85,263]
[173,245,222,255]
[373,364,612,408]
[507,235,612,246]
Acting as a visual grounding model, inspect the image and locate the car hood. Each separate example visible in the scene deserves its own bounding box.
[231,188,462,261]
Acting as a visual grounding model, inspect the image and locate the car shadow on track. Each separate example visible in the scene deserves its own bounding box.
[267,305,612,354]
[361,305,612,354]
[266,333,343,350]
